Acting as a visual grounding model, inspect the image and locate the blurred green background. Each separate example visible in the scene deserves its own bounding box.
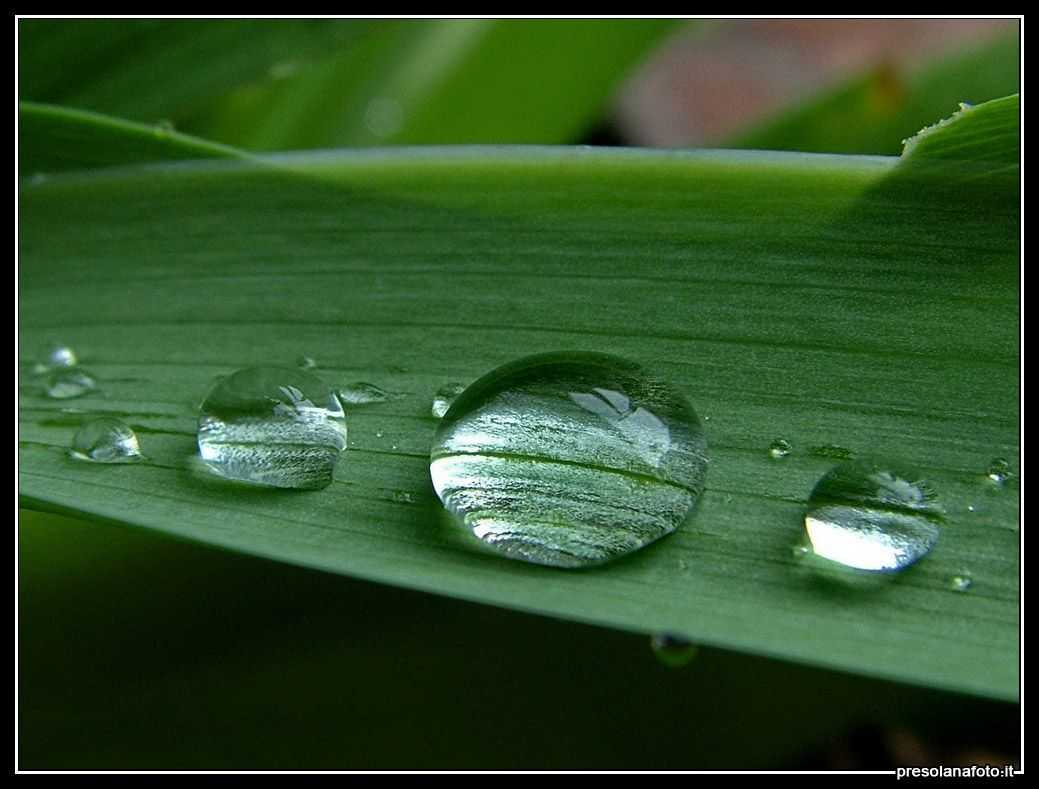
[18,17,1020,770]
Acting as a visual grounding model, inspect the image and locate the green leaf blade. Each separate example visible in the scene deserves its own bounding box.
[19,99,1019,700]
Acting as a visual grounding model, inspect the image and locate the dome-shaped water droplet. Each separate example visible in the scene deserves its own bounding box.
[803,459,942,573]
[650,633,699,668]
[429,352,708,568]
[196,366,347,489]
[949,574,973,592]
[44,368,97,399]
[33,342,78,374]
[986,457,1012,485]
[338,382,402,405]
[768,438,792,459]
[431,382,466,418]
[69,417,143,463]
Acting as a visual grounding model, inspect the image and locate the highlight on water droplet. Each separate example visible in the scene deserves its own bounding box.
[34,342,78,374]
[44,368,97,399]
[791,543,811,559]
[69,417,143,463]
[768,438,792,459]
[431,382,466,418]
[297,355,317,370]
[338,382,403,405]
[949,574,973,592]
[803,459,943,573]
[650,633,699,668]
[429,352,708,568]
[196,366,347,490]
[985,457,1012,486]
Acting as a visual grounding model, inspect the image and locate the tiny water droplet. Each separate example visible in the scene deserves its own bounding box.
[338,382,402,405]
[431,382,466,418]
[196,367,347,489]
[375,431,384,439]
[297,355,317,370]
[429,352,708,568]
[650,634,699,668]
[154,119,175,135]
[768,438,792,459]
[809,444,854,460]
[949,574,973,592]
[391,490,415,504]
[958,101,975,111]
[44,368,97,399]
[804,459,942,573]
[791,543,810,559]
[33,342,78,374]
[69,417,143,463]
[986,457,1012,485]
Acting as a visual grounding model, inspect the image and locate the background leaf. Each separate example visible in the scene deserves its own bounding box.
[19,19,677,151]
[727,31,1018,155]
[18,19,367,123]
[19,102,241,175]
[19,97,1019,702]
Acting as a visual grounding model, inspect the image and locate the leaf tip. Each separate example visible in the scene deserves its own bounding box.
[900,101,976,158]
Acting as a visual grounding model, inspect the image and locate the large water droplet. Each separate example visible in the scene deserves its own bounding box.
[44,368,97,399]
[804,459,942,572]
[196,367,347,489]
[338,382,402,405]
[33,342,78,374]
[768,438,792,459]
[650,633,699,668]
[69,417,143,463]
[431,382,466,418]
[429,353,708,568]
